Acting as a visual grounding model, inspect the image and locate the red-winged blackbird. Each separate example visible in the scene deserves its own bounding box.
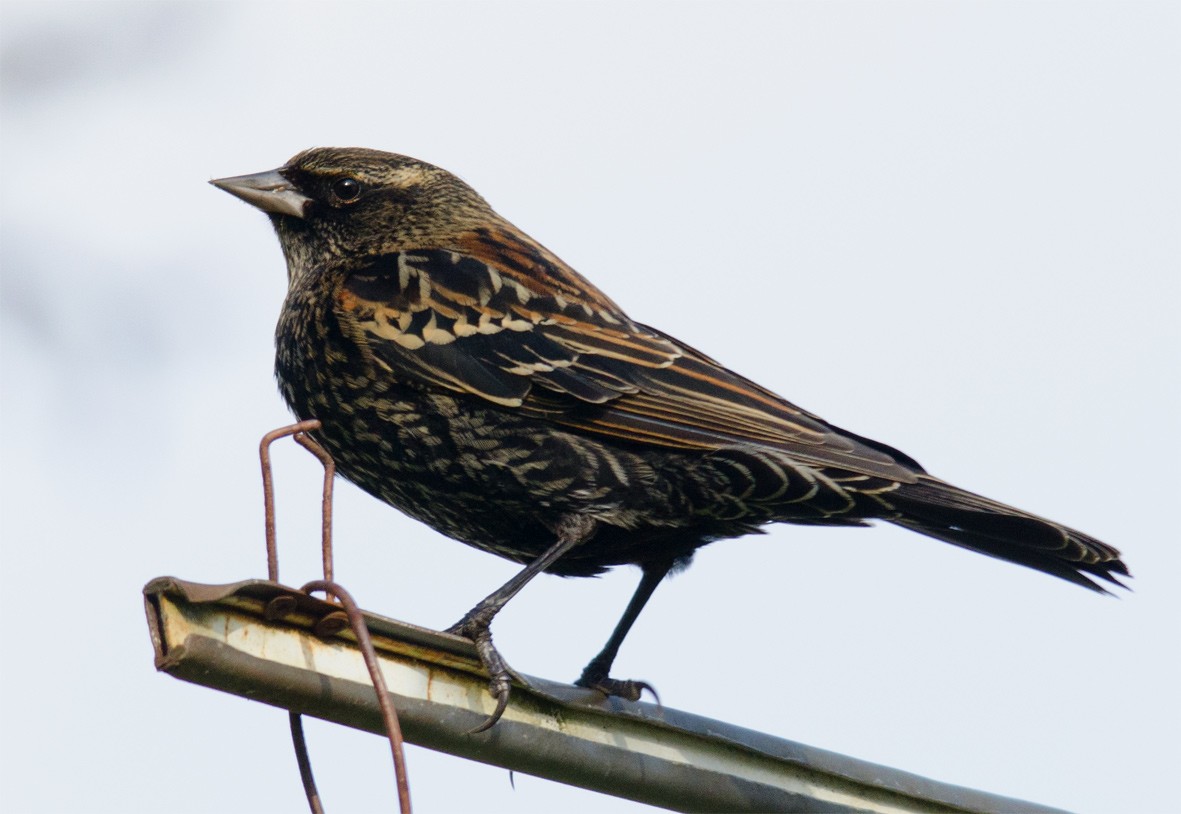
[212,148,1129,729]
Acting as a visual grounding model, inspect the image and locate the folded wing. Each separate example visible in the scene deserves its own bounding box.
[335,243,921,482]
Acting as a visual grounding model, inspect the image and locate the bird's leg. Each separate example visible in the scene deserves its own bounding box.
[575,560,673,702]
[446,514,597,732]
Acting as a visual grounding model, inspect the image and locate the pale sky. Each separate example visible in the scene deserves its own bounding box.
[2,2,1178,812]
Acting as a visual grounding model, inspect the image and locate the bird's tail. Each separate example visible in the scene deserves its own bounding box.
[883,477,1130,593]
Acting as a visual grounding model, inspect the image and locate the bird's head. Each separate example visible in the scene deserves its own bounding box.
[211,147,495,276]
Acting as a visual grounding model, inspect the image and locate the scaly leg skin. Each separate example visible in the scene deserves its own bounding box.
[574,560,672,704]
[446,515,597,733]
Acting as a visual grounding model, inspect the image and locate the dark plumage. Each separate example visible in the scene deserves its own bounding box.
[212,148,1129,728]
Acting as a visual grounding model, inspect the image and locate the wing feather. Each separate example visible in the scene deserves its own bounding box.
[336,245,920,481]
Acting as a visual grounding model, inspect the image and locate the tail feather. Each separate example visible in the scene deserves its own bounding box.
[884,477,1130,593]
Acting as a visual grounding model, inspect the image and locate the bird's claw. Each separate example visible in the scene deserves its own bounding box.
[447,613,517,733]
[575,669,661,705]
[467,678,511,734]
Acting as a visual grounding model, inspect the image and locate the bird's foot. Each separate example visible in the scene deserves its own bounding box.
[446,612,517,733]
[575,665,661,705]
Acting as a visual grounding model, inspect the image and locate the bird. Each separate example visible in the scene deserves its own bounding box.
[211,147,1129,730]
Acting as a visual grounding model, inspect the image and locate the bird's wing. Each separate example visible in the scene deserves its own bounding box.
[335,242,920,482]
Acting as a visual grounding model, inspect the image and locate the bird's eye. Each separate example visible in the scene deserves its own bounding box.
[331,177,362,202]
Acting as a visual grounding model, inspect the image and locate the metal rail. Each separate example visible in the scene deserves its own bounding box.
[145,577,1070,814]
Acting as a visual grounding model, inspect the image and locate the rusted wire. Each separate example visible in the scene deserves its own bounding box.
[259,419,324,583]
[259,420,411,813]
[303,579,413,814]
[290,711,326,814]
[294,432,336,586]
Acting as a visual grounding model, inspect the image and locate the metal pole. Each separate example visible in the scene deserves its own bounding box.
[146,577,1070,814]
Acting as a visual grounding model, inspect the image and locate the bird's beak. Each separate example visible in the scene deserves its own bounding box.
[209,168,310,219]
